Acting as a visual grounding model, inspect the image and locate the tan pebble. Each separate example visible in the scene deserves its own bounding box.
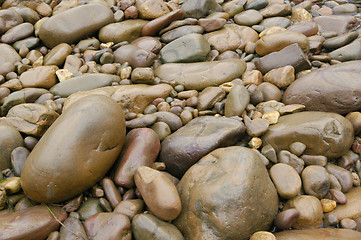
[352,172,360,186]
[33,56,44,67]
[177,90,198,99]
[242,70,263,86]
[245,42,256,54]
[0,177,21,195]
[1,79,22,91]
[292,7,312,22]
[0,187,7,210]
[262,111,280,124]
[340,218,357,230]
[157,102,170,112]
[100,42,114,49]
[264,65,295,88]
[120,66,132,79]
[180,110,193,125]
[36,2,52,17]
[151,162,166,171]
[259,26,287,38]
[250,231,276,240]
[219,81,234,93]
[249,137,262,149]
[279,104,305,115]
[56,69,74,82]
[321,199,337,213]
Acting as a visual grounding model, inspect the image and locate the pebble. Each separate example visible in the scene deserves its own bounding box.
[270,163,302,199]
[302,165,330,199]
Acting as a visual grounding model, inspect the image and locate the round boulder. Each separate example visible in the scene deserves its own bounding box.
[174,146,279,240]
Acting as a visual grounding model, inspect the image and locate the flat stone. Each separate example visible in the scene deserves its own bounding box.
[175,146,278,240]
[132,213,184,240]
[313,15,359,35]
[255,43,311,74]
[0,43,21,67]
[329,38,361,62]
[181,0,222,19]
[275,228,361,240]
[99,19,148,44]
[262,111,354,159]
[136,0,170,19]
[160,116,245,178]
[270,163,301,199]
[0,9,23,34]
[154,59,246,91]
[234,9,263,26]
[224,84,250,117]
[142,9,185,36]
[160,33,210,63]
[161,25,204,43]
[1,22,34,44]
[50,73,120,98]
[114,44,156,68]
[0,205,67,240]
[39,4,114,48]
[255,30,309,56]
[283,61,361,114]
[323,31,359,49]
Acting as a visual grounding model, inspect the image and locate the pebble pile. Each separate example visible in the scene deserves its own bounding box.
[0,0,361,239]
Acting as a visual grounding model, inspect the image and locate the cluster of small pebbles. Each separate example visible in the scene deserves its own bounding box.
[0,0,361,239]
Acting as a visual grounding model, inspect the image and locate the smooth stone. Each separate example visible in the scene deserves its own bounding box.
[289,142,306,156]
[245,0,268,10]
[204,24,259,52]
[83,212,131,240]
[63,84,173,114]
[160,33,210,63]
[136,0,170,19]
[313,15,359,35]
[13,7,39,24]
[131,37,162,54]
[114,199,144,220]
[59,217,88,240]
[155,59,246,91]
[151,122,171,141]
[301,155,327,166]
[259,17,291,28]
[13,197,32,211]
[274,209,300,230]
[161,25,204,43]
[50,73,120,98]
[135,166,181,221]
[0,43,21,67]
[132,213,184,240]
[10,146,29,176]
[20,95,126,203]
[113,128,160,188]
[283,61,361,114]
[302,165,330,199]
[270,163,302,199]
[43,43,72,66]
[99,19,148,44]
[284,195,323,228]
[197,87,225,111]
[325,187,361,222]
[101,177,121,209]
[255,43,311,74]
[19,66,58,89]
[175,146,278,240]
[259,3,292,17]
[234,9,263,26]
[181,0,222,19]
[142,9,185,36]
[256,82,282,102]
[264,65,295,88]
[0,125,23,171]
[329,38,361,62]
[77,198,103,221]
[39,4,114,48]
[1,22,33,44]
[0,205,67,240]
[323,31,359,49]
[287,22,318,37]
[126,114,157,128]
[114,44,156,68]
[326,164,353,193]
[275,228,361,240]
[198,18,226,32]
[159,18,198,35]
[245,115,269,137]
[255,30,309,56]
[151,111,183,131]
[130,67,154,84]
[160,116,245,178]
[1,88,49,116]
[224,84,250,117]
[12,37,39,51]
[0,103,59,137]
[263,112,353,159]
[0,9,23,34]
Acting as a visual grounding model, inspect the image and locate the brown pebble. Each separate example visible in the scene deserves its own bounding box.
[274,208,300,230]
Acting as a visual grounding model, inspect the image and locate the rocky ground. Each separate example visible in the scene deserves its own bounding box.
[0,0,361,239]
